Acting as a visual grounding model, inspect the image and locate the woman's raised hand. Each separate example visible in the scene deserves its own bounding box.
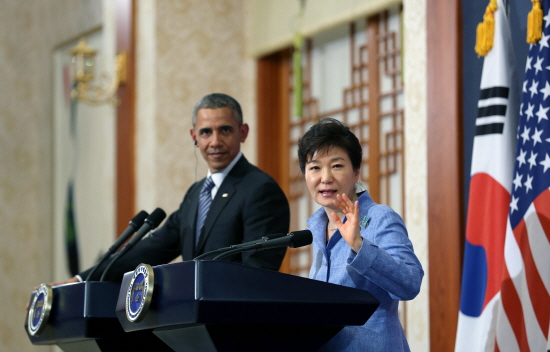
[331,193,363,252]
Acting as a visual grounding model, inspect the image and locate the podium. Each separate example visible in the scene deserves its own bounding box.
[115,260,380,352]
[24,281,172,352]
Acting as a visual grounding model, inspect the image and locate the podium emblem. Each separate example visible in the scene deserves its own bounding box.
[125,263,154,323]
[27,283,53,336]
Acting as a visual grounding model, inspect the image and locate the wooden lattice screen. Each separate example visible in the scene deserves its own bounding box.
[284,7,404,278]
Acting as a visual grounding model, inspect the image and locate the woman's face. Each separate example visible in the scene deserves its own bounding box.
[304,146,360,210]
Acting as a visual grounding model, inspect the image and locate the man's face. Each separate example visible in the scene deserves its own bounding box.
[190,107,249,173]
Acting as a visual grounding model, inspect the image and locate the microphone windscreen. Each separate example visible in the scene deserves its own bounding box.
[131,210,149,227]
[289,230,313,248]
[146,208,167,228]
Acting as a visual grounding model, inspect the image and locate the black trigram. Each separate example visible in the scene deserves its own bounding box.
[476,86,509,135]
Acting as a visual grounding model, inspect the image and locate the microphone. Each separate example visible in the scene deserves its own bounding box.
[85,210,149,281]
[193,232,287,261]
[256,230,312,250]
[99,208,167,282]
[212,230,312,261]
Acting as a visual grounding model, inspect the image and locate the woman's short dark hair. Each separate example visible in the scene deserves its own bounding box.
[298,118,362,174]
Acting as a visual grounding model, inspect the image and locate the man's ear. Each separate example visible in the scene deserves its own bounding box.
[240,123,249,142]
[190,129,197,145]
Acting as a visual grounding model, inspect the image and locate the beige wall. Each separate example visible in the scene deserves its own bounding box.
[1,0,253,349]
[403,0,429,350]
[1,0,429,350]
[135,0,256,214]
[0,1,103,350]
[247,0,401,57]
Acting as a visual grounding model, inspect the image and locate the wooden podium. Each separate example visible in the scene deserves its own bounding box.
[115,260,380,352]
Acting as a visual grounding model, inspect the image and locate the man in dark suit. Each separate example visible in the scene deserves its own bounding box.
[73,93,290,282]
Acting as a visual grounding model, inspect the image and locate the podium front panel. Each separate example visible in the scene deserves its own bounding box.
[116,260,379,332]
[25,281,173,351]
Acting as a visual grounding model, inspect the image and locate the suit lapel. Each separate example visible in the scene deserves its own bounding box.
[182,180,203,260]
[195,156,250,253]
[196,181,236,251]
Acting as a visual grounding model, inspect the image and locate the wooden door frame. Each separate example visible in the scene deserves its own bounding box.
[257,50,292,273]
[426,0,464,350]
[256,50,291,189]
[115,0,136,236]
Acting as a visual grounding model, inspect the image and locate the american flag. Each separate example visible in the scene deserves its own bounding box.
[455,1,520,350]
[494,0,550,350]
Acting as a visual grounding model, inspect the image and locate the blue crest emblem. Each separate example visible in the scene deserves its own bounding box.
[125,263,154,323]
[27,283,53,336]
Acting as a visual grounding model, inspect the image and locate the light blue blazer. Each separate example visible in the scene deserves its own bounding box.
[307,191,424,352]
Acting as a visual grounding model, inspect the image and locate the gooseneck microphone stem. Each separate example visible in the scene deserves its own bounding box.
[193,233,287,261]
[99,251,124,282]
[85,210,149,281]
[211,230,312,261]
[211,244,259,261]
[99,208,166,282]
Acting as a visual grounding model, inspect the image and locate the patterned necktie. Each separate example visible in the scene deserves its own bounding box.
[195,176,215,245]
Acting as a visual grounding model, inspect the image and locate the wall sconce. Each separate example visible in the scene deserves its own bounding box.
[69,38,127,105]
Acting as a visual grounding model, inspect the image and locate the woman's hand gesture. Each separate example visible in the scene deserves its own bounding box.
[331,193,363,253]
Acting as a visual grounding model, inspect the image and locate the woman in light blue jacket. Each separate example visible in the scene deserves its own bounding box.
[298,118,424,352]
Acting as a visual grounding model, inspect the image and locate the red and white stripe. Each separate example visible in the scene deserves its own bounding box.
[495,188,550,352]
